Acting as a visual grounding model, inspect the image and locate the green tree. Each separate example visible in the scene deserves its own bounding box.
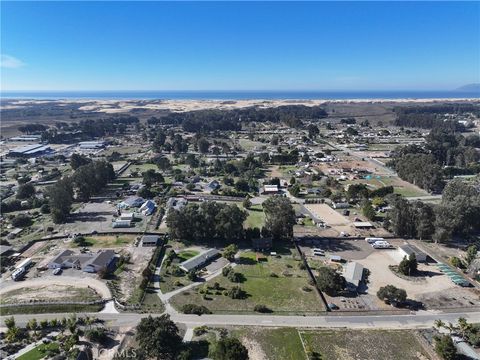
[47,177,73,223]
[465,245,478,266]
[377,285,407,306]
[307,124,319,139]
[142,169,164,187]
[210,337,249,360]
[262,196,296,240]
[223,244,238,261]
[361,200,376,221]
[434,334,457,360]
[16,183,35,199]
[242,197,251,210]
[135,315,182,360]
[316,267,345,296]
[70,153,91,170]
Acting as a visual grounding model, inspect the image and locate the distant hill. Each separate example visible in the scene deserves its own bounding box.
[456,83,480,92]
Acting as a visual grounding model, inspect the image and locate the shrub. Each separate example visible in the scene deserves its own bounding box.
[450,256,464,269]
[193,326,208,336]
[11,214,32,228]
[269,272,278,277]
[86,327,108,344]
[181,304,211,315]
[227,271,243,283]
[222,266,233,277]
[302,286,312,292]
[254,304,272,313]
[171,265,184,277]
[377,285,407,306]
[228,286,246,299]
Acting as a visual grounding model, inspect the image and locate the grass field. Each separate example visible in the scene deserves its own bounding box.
[233,327,305,360]
[301,329,431,360]
[74,235,136,248]
[244,205,266,229]
[177,249,200,262]
[171,249,325,314]
[17,342,60,360]
[221,328,431,360]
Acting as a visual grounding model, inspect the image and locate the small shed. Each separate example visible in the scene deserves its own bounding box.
[398,244,427,263]
[141,235,160,247]
[343,262,364,291]
[263,184,279,194]
[353,221,374,229]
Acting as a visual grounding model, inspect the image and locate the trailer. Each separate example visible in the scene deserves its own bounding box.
[365,237,384,244]
[15,257,32,270]
[11,267,26,281]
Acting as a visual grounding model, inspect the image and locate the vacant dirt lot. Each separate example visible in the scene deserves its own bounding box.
[115,246,155,303]
[0,275,111,299]
[0,284,101,304]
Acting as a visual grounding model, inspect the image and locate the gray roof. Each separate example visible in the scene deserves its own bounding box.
[179,249,220,272]
[141,235,160,244]
[399,244,426,258]
[87,250,115,267]
[344,262,364,287]
[0,245,13,256]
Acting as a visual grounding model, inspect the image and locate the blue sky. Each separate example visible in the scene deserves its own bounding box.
[1,1,479,91]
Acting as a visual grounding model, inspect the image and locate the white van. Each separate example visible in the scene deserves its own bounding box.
[365,237,384,244]
[372,241,392,249]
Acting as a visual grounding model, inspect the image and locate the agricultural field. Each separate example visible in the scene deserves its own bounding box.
[171,249,325,314]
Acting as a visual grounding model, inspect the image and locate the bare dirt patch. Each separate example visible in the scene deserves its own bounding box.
[115,247,154,303]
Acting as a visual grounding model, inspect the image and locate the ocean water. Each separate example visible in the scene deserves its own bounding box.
[1,90,479,100]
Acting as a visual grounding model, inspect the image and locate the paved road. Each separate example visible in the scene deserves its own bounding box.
[3,310,480,331]
[405,195,442,201]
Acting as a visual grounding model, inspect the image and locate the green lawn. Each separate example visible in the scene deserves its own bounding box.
[177,250,200,262]
[243,205,266,229]
[171,249,325,314]
[18,343,60,360]
[301,329,430,360]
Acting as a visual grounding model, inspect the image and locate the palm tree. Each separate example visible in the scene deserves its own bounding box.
[434,319,445,330]
[457,317,471,340]
[445,322,457,335]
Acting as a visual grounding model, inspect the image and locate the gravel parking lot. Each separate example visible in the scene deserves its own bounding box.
[54,200,147,234]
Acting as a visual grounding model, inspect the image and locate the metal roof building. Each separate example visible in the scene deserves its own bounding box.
[179,249,220,272]
[344,262,364,290]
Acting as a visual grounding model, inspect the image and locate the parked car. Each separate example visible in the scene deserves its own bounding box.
[328,303,339,310]
[53,268,62,275]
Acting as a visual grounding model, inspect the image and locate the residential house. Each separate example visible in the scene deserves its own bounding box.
[140,200,156,215]
[179,249,220,272]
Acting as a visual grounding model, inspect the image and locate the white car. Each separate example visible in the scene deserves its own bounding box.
[53,268,62,275]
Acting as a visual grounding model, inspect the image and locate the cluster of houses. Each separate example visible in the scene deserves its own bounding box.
[113,197,157,228]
